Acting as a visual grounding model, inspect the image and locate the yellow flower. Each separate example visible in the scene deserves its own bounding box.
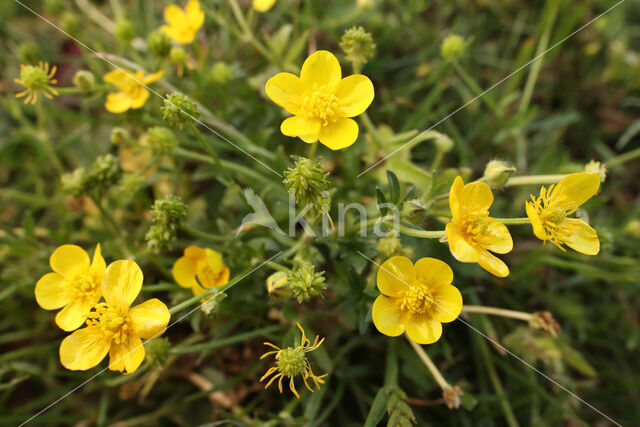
[526,172,600,255]
[265,50,375,150]
[59,260,170,374]
[103,69,163,114]
[172,246,230,298]
[14,61,58,104]
[253,0,276,12]
[161,0,204,44]
[372,256,462,344]
[35,244,105,332]
[445,176,513,277]
[260,322,327,398]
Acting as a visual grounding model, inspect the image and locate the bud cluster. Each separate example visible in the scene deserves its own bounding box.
[283,156,332,215]
[161,92,199,129]
[145,195,188,252]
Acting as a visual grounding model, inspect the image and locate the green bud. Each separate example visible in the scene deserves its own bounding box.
[144,337,171,367]
[147,29,172,58]
[114,19,136,45]
[72,70,96,92]
[441,34,465,60]
[110,127,131,145]
[60,11,81,37]
[340,26,376,65]
[210,61,234,84]
[18,64,52,92]
[145,195,188,253]
[146,126,178,156]
[169,47,187,65]
[283,156,332,215]
[433,132,454,153]
[401,198,426,225]
[18,42,42,65]
[483,160,516,188]
[162,92,199,129]
[288,263,326,303]
[625,220,640,238]
[61,167,87,198]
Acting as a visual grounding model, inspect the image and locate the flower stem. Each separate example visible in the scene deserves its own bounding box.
[187,122,239,191]
[183,224,236,241]
[495,217,531,225]
[462,305,533,322]
[405,335,451,391]
[606,146,640,167]
[505,174,566,186]
[398,224,446,239]
[309,141,318,160]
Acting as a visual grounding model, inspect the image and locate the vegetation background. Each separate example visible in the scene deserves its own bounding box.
[1,0,639,425]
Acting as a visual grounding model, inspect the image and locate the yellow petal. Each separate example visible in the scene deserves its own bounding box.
[265,73,306,115]
[377,256,415,297]
[477,250,509,277]
[414,257,453,288]
[462,181,494,212]
[129,298,171,339]
[335,74,374,117]
[300,50,341,89]
[205,249,223,270]
[105,91,133,113]
[448,176,464,218]
[90,243,106,278]
[103,69,128,88]
[253,0,277,12]
[484,218,513,254]
[103,260,143,309]
[173,255,198,289]
[372,296,406,337]
[142,70,164,85]
[35,273,71,310]
[405,314,443,345]
[185,0,204,26]
[164,4,185,25]
[555,173,600,208]
[60,327,109,371]
[184,246,206,259]
[430,285,462,323]
[108,336,145,374]
[318,117,359,150]
[50,245,90,275]
[55,298,95,332]
[281,116,321,140]
[562,218,599,255]
[445,223,480,262]
[129,88,150,110]
[526,201,548,241]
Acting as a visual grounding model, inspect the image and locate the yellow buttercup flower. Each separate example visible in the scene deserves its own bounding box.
[103,69,163,114]
[161,0,205,44]
[172,246,230,298]
[14,61,58,104]
[60,260,170,374]
[445,176,513,277]
[35,244,105,332]
[526,172,600,255]
[372,256,462,344]
[265,50,375,150]
[253,0,276,12]
[260,322,327,398]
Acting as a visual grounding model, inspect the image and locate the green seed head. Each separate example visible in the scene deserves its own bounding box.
[276,348,307,377]
[340,26,376,65]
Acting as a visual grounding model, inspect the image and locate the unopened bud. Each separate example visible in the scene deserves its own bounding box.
[110,127,131,145]
[114,19,136,45]
[441,34,465,60]
[147,29,172,58]
[483,160,516,188]
[211,61,234,84]
[73,70,96,92]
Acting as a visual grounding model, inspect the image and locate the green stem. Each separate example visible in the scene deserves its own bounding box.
[405,335,451,391]
[183,224,236,242]
[462,305,533,322]
[452,60,499,114]
[56,87,85,95]
[309,141,318,160]
[505,174,566,186]
[90,195,131,258]
[398,224,446,239]
[188,122,239,191]
[495,217,531,225]
[430,147,445,171]
[606,146,640,167]
[227,0,282,68]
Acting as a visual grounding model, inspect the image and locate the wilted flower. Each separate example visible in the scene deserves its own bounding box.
[14,61,58,104]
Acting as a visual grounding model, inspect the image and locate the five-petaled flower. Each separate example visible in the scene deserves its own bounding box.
[372,256,462,344]
[104,69,163,114]
[35,244,105,332]
[172,246,230,298]
[14,61,58,104]
[260,322,327,398]
[445,176,513,277]
[526,172,600,255]
[265,50,375,150]
[59,260,170,374]
[162,0,205,44]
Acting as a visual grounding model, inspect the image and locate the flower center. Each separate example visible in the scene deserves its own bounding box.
[400,282,433,314]
[543,207,566,225]
[87,303,131,345]
[70,273,99,299]
[20,65,51,90]
[198,265,224,287]
[276,348,307,377]
[303,90,339,125]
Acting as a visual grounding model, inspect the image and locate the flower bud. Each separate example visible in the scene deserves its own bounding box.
[61,11,81,37]
[283,156,332,215]
[169,47,188,65]
[114,19,136,45]
[144,337,171,367]
[147,29,172,58]
[483,160,516,188]
[357,0,374,10]
[211,61,234,84]
[625,219,640,238]
[266,271,289,294]
[340,26,376,65]
[18,42,42,65]
[288,263,326,303]
[433,132,454,153]
[110,127,132,145]
[146,126,178,156]
[162,92,199,129]
[401,198,426,225]
[441,34,465,60]
[72,70,96,92]
[584,160,607,182]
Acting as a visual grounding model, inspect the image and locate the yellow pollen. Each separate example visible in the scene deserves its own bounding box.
[303,90,339,125]
[87,303,131,344]
[544,208,566,225]
[71,274,98,298]
[400,283,433,314]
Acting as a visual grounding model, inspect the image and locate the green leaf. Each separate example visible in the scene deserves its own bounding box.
[386,170,401,204]
[364,386,390,427]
